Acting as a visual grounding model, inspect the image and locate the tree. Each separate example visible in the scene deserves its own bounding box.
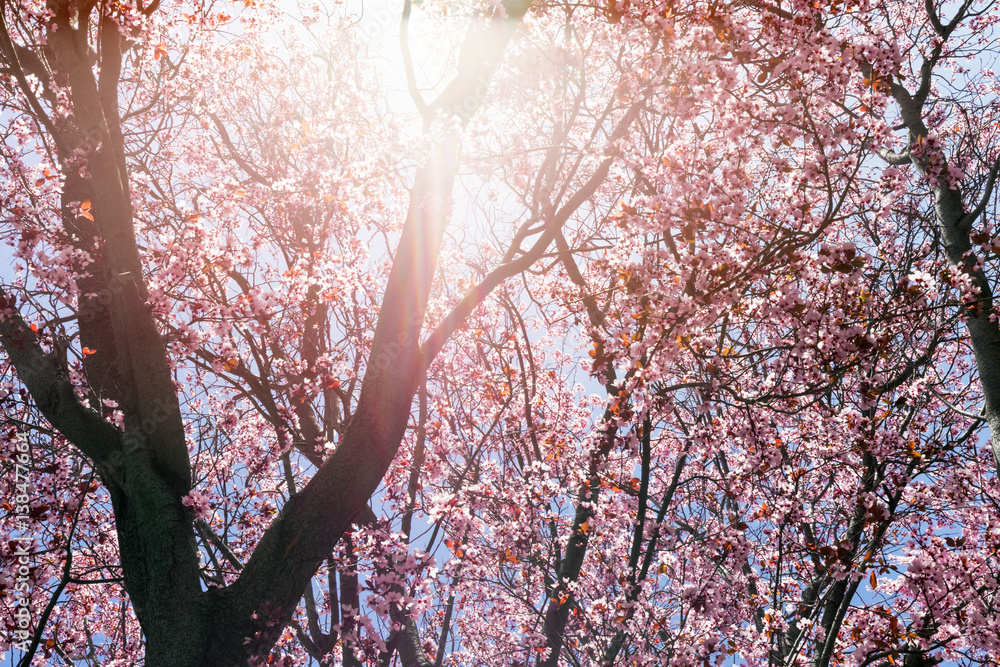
[0,0,998,665]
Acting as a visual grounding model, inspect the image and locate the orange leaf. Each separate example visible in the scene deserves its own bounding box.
[82,347,97,356]
[80,200,94,221]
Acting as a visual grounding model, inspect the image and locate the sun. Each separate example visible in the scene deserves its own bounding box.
[355,0,483,123]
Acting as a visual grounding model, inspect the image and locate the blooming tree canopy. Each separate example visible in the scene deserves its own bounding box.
[1,0,999,665]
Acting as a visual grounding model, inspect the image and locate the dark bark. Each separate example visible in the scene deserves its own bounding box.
[198,6,532,661]
[1,3,206,662]
[2,1,533,664]
[887,34,1000,478]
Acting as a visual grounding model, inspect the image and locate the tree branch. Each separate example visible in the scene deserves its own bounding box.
[419,98,639,367]
[196,519,244,571]
[961,154,1000,228]
[0,289,123,466]
[208,112,272,185]
[400,0,431,123]
[201,4,535,661]
[873,146,913,165]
